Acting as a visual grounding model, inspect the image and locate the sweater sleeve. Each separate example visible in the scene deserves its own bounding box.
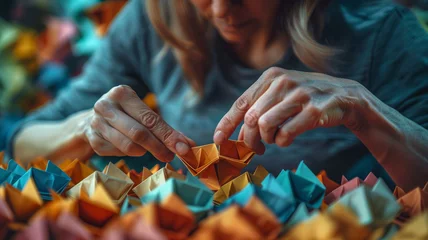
[368,6,428,130]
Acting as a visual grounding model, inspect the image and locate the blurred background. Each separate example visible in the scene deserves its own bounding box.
[0,0,131,152]
[0,0,427,154]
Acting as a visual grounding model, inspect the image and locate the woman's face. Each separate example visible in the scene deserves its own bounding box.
[189,0,281,43]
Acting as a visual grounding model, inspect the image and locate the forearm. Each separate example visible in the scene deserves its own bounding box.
[352,90,428,191]
[13,110,94,165]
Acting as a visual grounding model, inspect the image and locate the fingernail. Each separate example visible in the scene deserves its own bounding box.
[175,142,190,155]
[214,131,226,144]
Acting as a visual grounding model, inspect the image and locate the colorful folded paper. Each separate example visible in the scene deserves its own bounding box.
[324,172,378,205]
[0,153,425,239]
[67,162,133,205]
[140,175,213,221]
[191,198,281,240]
[178,140,255,190]
[393,182,428,225]
[213,165,267,205]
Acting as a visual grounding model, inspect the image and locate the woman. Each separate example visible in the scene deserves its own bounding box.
[6,0,428,191]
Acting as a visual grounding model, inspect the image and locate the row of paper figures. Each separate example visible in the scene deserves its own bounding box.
[0,139,427,239]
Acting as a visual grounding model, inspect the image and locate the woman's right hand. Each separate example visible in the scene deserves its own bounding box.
[79,85,195,162]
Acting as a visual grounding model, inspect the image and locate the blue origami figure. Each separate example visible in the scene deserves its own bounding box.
[270,161,326,209]
[141,174,213,221]
[12,160,71,200]
[215,184,296,223]
[0,159,26,185]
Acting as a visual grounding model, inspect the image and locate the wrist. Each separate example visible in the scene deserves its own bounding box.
[346,85,404,162]
[49,110,94,162]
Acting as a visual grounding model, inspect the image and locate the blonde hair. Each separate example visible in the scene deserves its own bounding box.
[146,0,335,95]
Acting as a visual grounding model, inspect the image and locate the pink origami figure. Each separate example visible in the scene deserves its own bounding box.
[324,173,378,205]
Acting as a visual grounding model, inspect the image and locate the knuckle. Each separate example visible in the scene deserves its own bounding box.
[265,67,283,78]
[139,111,160,129]
[94,99,113,115]
[121,140,136,154]
[221,115,234,129]
[159,151,174,162]
[258,117,272,132]
[161,127,175,147]
[129,126,149,143]
[244,110,259,127]
[90,116,102,130]
[306,104,322,117]
[235,95,250,112]
[109,85,133,100]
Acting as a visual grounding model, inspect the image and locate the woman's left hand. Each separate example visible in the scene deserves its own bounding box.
[214,67,370,154]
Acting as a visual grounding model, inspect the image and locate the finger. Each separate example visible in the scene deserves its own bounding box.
[94,99,174,162]
[214,67,285,145]
[242,78,292,148]
[90,114,148,157]
[242,124,266,155]
[184,136,197,147]
[238,125,244,140]
[259,89,309,144]
[108,85,191,156]
[86,129,126,157]
[275,104,322,147]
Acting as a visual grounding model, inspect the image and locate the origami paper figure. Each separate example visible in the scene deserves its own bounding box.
[67,162,133,205]
[317,170,339,194]
[392,211,428,240]
[38,17,76,64]
[0,179,42,222]
[282,204,372,240]
[126,194,195,240]
[283,203,318,231]
[216,184,295,224]
[11,31,39,73]
[14,212,92,240]
[274,161,326,209]
[393,182,428,225]
[28,157,49,170]
[0,199,13,239]
[0,168,21,186]
[150,164,160,173]
[141,177,213,221]
[133,167,185,199]
[13,161,71,200]
[102,213,167,240]
[120,195,142,215]
[115,160,130,174]
[0,20,19,51]
[331,178,401,228]
[3,159,26,177]
[178,140,255,191]
[86,0,128,36]
[324,172,378,205]
[191,198,281,240]
[213,166,268,205]
[32,192,75,225]
[77,184,119,235]
[59,159,95,188]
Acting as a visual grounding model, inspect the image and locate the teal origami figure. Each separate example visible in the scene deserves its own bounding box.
[264,161,326,209]
[12,160,70,200]
[283,203,319,232]
[215,183,296,223]
[0,159,26,185]
[330,178,401,228]
[141,174,213,221]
